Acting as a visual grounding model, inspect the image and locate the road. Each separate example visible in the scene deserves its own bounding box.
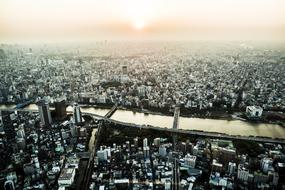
[172,158,180,190]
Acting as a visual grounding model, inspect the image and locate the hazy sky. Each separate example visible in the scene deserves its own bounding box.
[0,0,285,43]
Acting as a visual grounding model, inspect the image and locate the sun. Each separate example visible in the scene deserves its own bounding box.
[133,20,145,30]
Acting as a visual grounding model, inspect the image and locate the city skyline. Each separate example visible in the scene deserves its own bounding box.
[1,1,285,189]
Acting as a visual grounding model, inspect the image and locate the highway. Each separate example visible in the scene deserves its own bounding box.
[172,158,180,190]
[81,121,103,190]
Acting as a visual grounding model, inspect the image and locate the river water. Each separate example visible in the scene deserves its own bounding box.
[1,104,285,138]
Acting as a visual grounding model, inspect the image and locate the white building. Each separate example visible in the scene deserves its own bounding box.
[97,95,106,104]
[97,149,108,161]
[159,146,167,157]
[143,138,148,148]
[153,138,160,147]
[58,168,76,187]
[228,162,236,175]
[73,103,82,124]
[143,146,150,158]
[238,164,249,182]
[246,106,263,118]
[261,158,273,173]
[185,154,196,168]
[137,86,146,97]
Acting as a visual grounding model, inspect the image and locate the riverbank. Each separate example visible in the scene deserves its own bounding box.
[1,103,285,139]
[1,102,284,127]
[78,103,285,127]
[79,103,235,120]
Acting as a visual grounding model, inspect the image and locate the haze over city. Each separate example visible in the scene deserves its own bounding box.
[1,0,285,43]
[1,1,285,190]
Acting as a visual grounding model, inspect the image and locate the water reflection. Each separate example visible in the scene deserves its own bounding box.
[111,110,285,138]
[1,104,285,138]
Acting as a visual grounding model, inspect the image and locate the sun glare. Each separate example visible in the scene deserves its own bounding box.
[133,20,145,30]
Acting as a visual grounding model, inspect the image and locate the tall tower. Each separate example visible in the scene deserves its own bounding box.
[54,99,67,121]
[73,103,82,124]
[37,100,52,126]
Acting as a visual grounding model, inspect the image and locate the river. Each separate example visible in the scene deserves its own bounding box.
[1,104,285,139]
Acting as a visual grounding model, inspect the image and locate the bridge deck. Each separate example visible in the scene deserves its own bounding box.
[173,106,180,129]
[104,104,118,118]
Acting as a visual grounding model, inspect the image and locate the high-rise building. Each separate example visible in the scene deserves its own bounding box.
[97,149,108,161]
[185,154,196,168]
[143,138,148,148]
[54,99,67,121]
[122,65,127,75]
[38,100,52,126]
[73,103,82,124]
[228,162,236,175]
[238,164,249,182]
[153,138,160,147]
[261,158,273,173]
[159,146,167,157]
[143,146,150,158]
[137,86,146,97]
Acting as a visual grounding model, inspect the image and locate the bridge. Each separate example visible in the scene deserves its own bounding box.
[172,106,180,151]
[172,106,180,190]
[104,104,118,118]
[1,107,285,145]
[173,106,180,130]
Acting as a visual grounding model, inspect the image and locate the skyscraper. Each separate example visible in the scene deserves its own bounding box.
[143,138,148,148]
[54,99,67,121]
[73,103,82,124]
[37,100,52,126]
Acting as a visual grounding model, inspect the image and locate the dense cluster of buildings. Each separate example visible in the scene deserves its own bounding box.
[0,42,285,189]
[0,97,284,189]
[90,135,285,190]
[0,101,95,190]
[0,43,284,113]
